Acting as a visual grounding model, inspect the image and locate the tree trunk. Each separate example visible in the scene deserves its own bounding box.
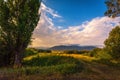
[14,51,22,68]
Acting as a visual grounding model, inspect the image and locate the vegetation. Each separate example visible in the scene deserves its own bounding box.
[23,55,83,67]
[0,0,41,67]
[88,48,102,57]
[63,50,90,54]
[104,26,120,59]
[0,53,120,80]
[37,49,51,53]
[0,0,120,80]
[23,48,38,58]
[105,0,120,17]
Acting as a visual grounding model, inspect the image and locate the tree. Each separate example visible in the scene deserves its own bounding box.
[105,0,120,17]
[0,0,41,67]
[104,26,120,59]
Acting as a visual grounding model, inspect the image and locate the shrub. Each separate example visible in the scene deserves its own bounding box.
[88,48,102,57]
[64,50,89,54]
[23,48,38,57]
[95,50,112,60]
[37,49,51,53]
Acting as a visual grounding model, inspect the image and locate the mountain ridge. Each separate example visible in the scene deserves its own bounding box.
[48,45,97,50]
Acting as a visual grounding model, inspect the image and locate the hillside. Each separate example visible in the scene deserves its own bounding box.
[49,45,97,50]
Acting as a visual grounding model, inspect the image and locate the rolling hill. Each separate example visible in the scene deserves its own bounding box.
[49,45,97,50]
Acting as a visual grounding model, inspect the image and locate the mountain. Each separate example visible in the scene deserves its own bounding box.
[49,45,97,51]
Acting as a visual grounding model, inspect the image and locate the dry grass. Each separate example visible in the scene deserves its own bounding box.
[24,53,97,62]
[1,53,120,80]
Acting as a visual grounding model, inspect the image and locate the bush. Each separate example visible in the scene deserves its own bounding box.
[95,50,112,60]
[37,49,51,53]
[64,50,89,54]
[23,48,38,57]
[88,48,102,57]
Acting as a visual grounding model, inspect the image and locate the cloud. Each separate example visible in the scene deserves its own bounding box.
[40,3,62,18]
[31,3,120,47]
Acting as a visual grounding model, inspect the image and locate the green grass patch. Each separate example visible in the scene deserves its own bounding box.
[0,63,83,76]
[0,55,84,76]
[21,55,84,75]
[23,55,82,67]
[21,63,82,75]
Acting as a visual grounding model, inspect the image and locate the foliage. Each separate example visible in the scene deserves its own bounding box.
[64,50,89,54]
[37,49,51,53]
[0,0,41,67]
[85,48,112,60]
[88,48,102,57]
[95,49,112,60]
[104,26,120,59]
[105,0,120,17]
[23,48,38,57]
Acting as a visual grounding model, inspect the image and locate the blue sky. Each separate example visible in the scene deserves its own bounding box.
[43,0,107,28]
[32,0,120,47]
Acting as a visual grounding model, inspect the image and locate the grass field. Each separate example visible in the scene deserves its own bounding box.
[0,53,120,80]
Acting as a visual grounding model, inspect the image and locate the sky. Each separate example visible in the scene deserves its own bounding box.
[43,0,107,27]
[32,0,120,47]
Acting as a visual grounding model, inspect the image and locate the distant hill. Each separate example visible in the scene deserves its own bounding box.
[49,45,97,51]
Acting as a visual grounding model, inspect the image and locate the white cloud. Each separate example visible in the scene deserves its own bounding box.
[31,3,120,47]
[40,3,62,18]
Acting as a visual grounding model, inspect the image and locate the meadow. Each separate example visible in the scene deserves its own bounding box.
[0,49,120,80]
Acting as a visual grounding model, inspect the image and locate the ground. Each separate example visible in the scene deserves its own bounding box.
[0,53,120,80]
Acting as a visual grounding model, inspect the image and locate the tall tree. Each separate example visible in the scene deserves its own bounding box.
[104,26,120,59]
[104,0,120,59]
[105,0,120,17]
[0,0,41,67]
